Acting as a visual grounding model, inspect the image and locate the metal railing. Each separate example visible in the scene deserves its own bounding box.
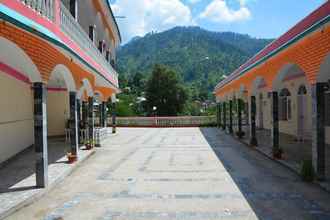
[59,2,118,84]
[20,0,54,21]
[113,116,217,127]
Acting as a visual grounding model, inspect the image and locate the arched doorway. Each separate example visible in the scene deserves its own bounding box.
[251,77,268,131]
[272,63,312,166]
[47,64,76,138]
[0,37,42,163]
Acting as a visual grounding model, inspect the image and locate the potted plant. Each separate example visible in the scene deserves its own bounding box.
[85,140,93,150]
[273,148,283,159]
[67,152,77,164]
[236,131,245,138]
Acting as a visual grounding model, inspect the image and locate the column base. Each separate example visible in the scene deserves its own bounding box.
[249,137,258,147]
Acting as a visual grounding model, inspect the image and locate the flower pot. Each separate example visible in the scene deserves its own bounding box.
[86,144,93,150]
[67,154,77,164]
[273,149,283,159]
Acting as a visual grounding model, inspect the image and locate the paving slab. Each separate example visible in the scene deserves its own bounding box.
[4,128,330,220]
[0,139,95,220]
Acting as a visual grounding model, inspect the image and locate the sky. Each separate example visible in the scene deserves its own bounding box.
[109,0,326,44]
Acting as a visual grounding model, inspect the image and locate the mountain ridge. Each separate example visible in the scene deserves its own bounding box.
[117,26,273,100]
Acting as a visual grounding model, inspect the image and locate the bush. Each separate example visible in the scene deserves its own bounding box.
[300,160,315,182]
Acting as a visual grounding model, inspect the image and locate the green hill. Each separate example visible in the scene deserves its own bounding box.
[117,26,272,100]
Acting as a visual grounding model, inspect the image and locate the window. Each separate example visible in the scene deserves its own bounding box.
[98,41,103,53]
[89,26,95,42]
[279,88,291,121]
[298,85,307,95]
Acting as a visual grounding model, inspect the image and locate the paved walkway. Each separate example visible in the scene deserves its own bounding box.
[5,128,330,220]
[0,138,95,219]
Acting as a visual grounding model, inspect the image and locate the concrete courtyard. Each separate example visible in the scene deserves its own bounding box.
[5,128,330,220]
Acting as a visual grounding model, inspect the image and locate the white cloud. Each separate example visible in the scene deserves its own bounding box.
[199,0,251,23]
[111,0,195,43]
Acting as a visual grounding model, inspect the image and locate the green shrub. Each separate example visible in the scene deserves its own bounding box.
[300,160,315,182]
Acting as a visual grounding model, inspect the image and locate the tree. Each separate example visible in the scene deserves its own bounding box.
[129,71,145,94]
[145,64,187,116]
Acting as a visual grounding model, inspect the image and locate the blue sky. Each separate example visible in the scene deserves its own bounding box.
[110,0,326,44]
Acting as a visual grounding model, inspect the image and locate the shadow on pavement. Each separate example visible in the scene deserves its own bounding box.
[0,137,69,193]
[199,127,330,220]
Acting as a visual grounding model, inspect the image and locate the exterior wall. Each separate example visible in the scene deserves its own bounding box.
[47,91,69,137]
[77,1,115,57]
[0,23,93,87]
[1,0,119,87]
[215,23,330,97]
[277,77,313,139]
[0,72,33,164]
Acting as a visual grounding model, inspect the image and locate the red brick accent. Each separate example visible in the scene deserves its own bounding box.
[0,22,114,98]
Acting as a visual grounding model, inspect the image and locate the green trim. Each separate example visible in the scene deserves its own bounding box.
[0,10,119,90]
[216,15,330,91]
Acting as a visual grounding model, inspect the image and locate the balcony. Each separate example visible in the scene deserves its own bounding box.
[19,0,118,85]
[20,0,54,21]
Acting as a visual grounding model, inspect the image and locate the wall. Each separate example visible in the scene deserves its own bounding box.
[277,77,313,139]
[0,71,33,164]
[47,91,69,137]
[255,89,272,130]
[77,1,114,56]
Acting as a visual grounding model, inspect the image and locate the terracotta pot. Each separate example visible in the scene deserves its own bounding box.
[86,144,92,150]
[67,155,77,164]
[273,151,282,159]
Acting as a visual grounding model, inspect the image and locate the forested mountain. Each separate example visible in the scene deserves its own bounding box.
[117,26,272,100]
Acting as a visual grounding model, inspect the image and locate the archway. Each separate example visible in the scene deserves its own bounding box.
[47,64,77,138]
[77,78,94,100]
[272,63,312,165]
[273,63,312,139]
[238,85,250,142]
[0,37,42,164]
[251,77,269,130]
[94,91,105,127]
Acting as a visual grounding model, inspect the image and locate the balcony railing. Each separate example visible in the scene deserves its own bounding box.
[59,2,118,84]
[20,0,54,21]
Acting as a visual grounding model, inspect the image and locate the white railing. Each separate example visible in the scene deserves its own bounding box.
[20,0,54,21]
[95,127,108,146]
[113,116,217,127]
[59,2,118,84]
